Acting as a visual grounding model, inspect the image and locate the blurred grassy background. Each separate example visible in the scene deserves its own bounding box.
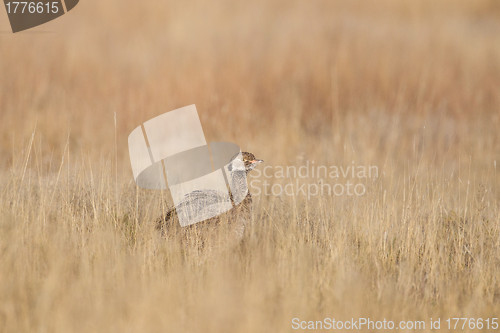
[0,0,499,332]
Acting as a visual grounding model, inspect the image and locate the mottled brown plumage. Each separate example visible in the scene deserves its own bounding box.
[156,152,263,249]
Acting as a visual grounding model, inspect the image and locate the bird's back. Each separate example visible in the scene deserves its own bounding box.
[156,189,253,250]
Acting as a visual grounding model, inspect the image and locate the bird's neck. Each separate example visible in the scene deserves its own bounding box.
[229,170,249,205]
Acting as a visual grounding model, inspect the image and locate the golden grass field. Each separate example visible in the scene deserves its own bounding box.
[0,0,499,332]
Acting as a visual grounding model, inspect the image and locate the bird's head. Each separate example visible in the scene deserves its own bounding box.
[228,152,263,173]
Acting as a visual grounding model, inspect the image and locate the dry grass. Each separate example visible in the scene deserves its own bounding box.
[0,0,499,332]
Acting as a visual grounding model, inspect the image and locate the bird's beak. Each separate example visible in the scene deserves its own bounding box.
[251,159,264,164]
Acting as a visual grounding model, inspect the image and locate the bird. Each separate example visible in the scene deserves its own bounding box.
[155,152,263,250]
